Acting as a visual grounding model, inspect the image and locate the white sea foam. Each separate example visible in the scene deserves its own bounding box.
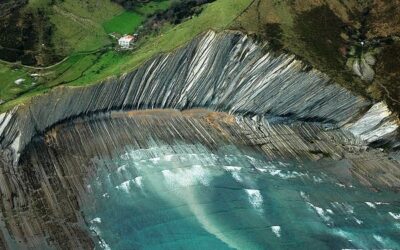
[331,202,354,214]
[365,202,376,209]
[389,212,400,220]
[313,176,323,183]
[333,229,370,249]
[91,217,102,224]
[375,202,390,205]
[353,217,363,225]
[232,172,242,183]
[372,233,399,248]
[343,203,354,214]
[164,155,174,161]
[255,167,268,173]
[223,166,242,171]
[116,180,131,193]
[278,162,290,167]
[245,189,263,209]
[326,209,334,215]
[150,157,160,164]
[271,226,281,237]
[300,191,308,200]
[162,165,211,188]
[89,225,111,250]
[269,169,282,176]
[307,202,331,223]
[117,164,127,173]
[134,176,143,188]
[120,152,129,160]
[335,183,346,188]
[373,234,384,244]
[269,169,307,179]
[99,240,111,250]
[223,166,243,182]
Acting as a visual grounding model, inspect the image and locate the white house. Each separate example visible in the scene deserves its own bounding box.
[118,35,135,49]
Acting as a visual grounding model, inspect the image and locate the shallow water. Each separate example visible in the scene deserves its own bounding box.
[83,142,400,250]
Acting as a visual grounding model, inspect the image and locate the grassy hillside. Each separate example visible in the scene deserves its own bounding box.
[103,11,145,34]
[0,0,173,65]
[231,0,400,116]
[1,0,398,116]
[0,0,123,65]
[0,0,252,111]
[48,0,122,54]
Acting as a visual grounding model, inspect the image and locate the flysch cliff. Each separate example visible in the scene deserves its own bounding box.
[0,109,398,249]
[0,30,399,249]
[0,31,397,165]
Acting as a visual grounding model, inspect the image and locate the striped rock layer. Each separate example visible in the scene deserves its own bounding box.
[0,31,398,249]
[0,30,397,165]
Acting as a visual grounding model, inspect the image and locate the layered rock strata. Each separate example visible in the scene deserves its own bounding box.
[0,31,397,166]
[0,30,399,249]
[0,110,398,249]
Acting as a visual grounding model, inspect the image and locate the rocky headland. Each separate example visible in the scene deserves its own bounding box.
[0,30,398,249]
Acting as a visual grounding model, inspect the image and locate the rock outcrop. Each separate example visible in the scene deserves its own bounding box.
[0,30,399,249]
[0,109,397,249]
[0,31,397,166]
[352,56,375,82]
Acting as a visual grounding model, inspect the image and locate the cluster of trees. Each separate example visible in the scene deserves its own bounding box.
[140,0,215,34]
[0,0,27,18]
[0,3,60,66]
[161,0,216,24]
[111,0,151,10]
[113,0,215,24]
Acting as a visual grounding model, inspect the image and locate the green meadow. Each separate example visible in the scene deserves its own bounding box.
[0,0,252,112]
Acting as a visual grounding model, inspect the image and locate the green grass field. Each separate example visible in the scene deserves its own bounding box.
[103,0,172,34]
[103,11,145,34]
[0,64,34,102]
[71,0,253,86]
[25,0,124,54]
[0,0,252,112]
[136,0,172,15]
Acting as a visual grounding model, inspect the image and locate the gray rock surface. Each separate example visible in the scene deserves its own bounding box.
[352,57,375,82]
[1,30,396,166]
[0,30,398,249]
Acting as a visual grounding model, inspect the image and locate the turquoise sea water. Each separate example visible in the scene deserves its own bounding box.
[84,143,400,250]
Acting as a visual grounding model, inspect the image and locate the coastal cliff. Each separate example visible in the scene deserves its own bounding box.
[0,31,397,165]
[0,30,399,249]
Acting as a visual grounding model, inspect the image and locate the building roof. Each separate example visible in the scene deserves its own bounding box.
[119,35,135,42]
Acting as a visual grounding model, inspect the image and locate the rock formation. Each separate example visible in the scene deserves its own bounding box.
[0,30,398,249]
[0,31,398,164]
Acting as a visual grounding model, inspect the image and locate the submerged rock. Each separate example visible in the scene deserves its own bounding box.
[0,110,397,249]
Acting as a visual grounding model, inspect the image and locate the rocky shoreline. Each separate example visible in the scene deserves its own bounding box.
[0,31,398,165]
[0,30,398,249]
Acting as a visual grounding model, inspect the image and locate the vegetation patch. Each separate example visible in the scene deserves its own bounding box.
[263,23,283,51]
[374,42,400,113]
[0,0,252,112]
[103,11,145,34]
[294,5,347,77]
[0,3,60,66]
[0,64,34,102]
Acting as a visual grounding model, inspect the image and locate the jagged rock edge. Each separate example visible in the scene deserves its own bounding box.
[0,30,398,165]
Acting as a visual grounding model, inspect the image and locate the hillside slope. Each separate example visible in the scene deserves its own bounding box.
[0,0,160,66]
[0,0,251,110]
[231,0,400,115]
[0,0,399,117]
